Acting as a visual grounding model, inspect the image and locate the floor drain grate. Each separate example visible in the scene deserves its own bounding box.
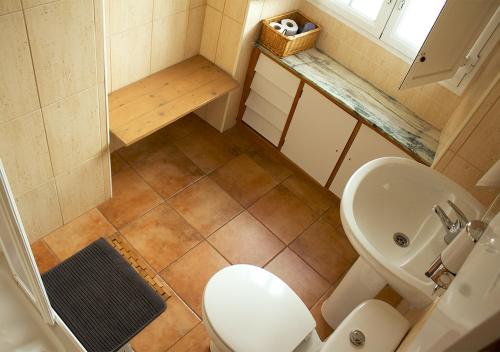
[393,232,410,247]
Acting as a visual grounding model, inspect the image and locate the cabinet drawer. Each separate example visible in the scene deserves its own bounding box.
[255,54,300,97]
[242,108,282,146]
[250,73,295,114]
[245,91,288,130]
[329,125,411,197]
[282,84,357,185]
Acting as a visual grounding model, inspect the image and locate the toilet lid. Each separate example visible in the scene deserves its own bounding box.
[203,265,315,352]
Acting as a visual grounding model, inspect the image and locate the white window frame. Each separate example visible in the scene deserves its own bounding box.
[307,0,497,95]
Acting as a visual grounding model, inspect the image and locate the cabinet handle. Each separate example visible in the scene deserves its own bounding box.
[398,0,406,10]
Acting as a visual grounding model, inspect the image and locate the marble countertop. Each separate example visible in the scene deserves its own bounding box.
[258,45,440,165]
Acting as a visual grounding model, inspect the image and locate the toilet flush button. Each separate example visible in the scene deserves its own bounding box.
[349,330,365,347]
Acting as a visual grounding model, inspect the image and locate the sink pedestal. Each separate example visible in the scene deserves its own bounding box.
[321,257,386,328]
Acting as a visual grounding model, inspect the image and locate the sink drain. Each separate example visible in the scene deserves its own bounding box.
[393,232,410,247]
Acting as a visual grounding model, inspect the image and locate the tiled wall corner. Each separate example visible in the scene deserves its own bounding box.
[107,0,205,91]
[199,5,223,61]
[185,5,206,58]
[0,0,111,241]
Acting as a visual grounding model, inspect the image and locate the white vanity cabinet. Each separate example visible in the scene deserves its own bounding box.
[329,125,411,197]
[242,55,300,146]
[282,84,357,185]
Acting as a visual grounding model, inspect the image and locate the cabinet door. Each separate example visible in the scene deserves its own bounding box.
[329,125,411,197]
[282,84,357,185]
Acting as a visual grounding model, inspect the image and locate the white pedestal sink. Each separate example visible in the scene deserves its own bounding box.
[322,157,484,327]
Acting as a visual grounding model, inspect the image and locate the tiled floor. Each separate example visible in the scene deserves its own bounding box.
[31,114,398,351]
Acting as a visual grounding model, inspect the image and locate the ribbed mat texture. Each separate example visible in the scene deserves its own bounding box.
[42,238,166,352]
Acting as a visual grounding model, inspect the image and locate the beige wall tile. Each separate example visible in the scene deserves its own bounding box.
[261,0,299,19]
[458,98,500,172]
[199,5,222,61]
[109,0,153,34]
[184,5,205,58]
[190,0,206,8]
[442,154,497,206]
[25,0,97,106]
[154,0,189,19]
[215,15,242,74]
[94,0,106,85]
[207,0,225,12]
[56,155,106,223]
[0,110,53,196]
[151,11,188,73]
[43,86,102,175]
[224,0,247,23]
[15,180,62,242]
[0,11,40,123]
[110,23,152,90]
[21,0,53,9]
[0,0,20,15]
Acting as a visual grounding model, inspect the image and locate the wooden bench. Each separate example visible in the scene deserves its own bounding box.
[108,56,239,146]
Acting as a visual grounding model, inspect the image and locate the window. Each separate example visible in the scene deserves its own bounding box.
[311,0,445,59]
[310,0,498,94]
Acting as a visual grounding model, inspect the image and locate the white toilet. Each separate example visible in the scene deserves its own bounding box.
[203,265,410,352]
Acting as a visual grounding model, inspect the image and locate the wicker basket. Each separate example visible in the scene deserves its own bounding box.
[259,11,321,58]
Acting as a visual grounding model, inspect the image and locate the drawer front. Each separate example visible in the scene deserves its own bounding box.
[255,54,300,97]
[250,73,295,114]
[242,108,282,146]
[245,91,288,130]
[329,125,411,197]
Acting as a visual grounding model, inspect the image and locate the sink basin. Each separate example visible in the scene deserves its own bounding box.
[340,157,484,308]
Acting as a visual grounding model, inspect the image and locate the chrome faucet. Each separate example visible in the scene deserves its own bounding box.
[433,200,469,244]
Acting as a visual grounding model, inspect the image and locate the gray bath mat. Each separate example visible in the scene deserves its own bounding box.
[42,238,166,352]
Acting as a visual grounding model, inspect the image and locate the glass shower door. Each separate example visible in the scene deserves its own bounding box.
[0,159,54,324]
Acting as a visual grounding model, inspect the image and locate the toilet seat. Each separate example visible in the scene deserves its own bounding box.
[203,265,316,352]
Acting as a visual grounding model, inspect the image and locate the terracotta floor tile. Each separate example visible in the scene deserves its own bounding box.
[175,127,239,173]
[210,154,278,207]
[265,248,330,308]
[134,144,204,199]
[249,185,318,244]
[110,152,129,174]
[310,285,336,341]
[98,168,163,228]
[44,209,116,260]
[168,178,243,237]
[322,200,345,235]
[208,211,285,267]
[131,295,200,352]
[290,217,358,284]
[163,114,207,142]
[167,323,210,352]
[31,240,60,272]
[248,150,292,183]
[222,124,258,154]
[161,242,230,316]
[121,204,203,272]
[118,129,170,165]
[283,175,336,215]
[375,285,403,308]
